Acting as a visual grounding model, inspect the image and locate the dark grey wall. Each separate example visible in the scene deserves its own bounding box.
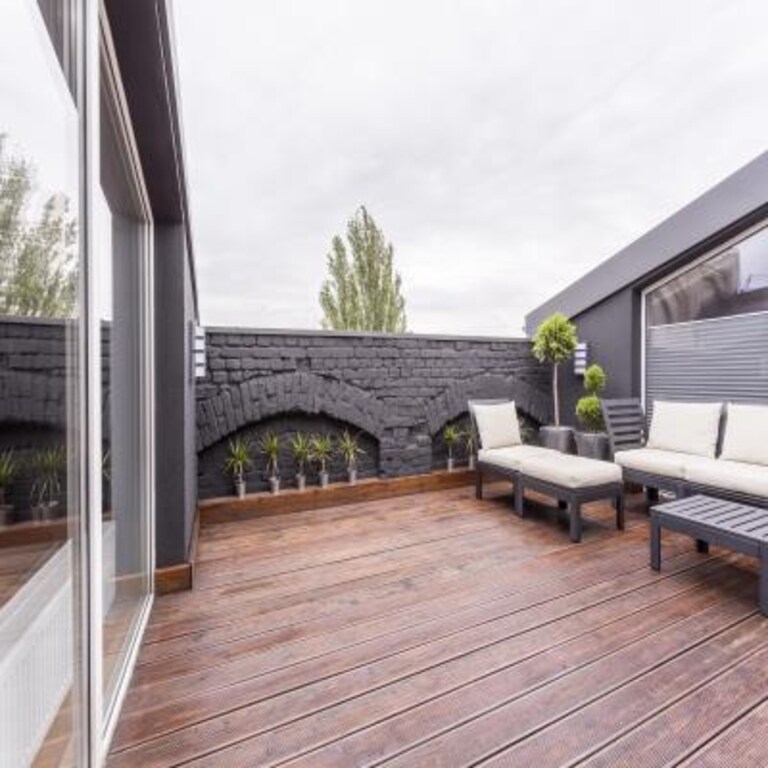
[557,288,642,427]
[196,329,550,498]
[154,225,197,567]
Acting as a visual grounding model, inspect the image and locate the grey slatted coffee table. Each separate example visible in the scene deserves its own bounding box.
[650,494,768,615]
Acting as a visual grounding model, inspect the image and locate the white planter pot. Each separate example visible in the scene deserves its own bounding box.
[269,477,280,495]
[235,479,246,499]
[468,455,476,471]
[447,457,455,473]
[296,473,306,491]
[348,468,358,485]
[319,471,329,489]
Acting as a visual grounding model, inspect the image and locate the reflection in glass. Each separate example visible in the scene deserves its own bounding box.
[0,0,82,765]
[647,226,768,326]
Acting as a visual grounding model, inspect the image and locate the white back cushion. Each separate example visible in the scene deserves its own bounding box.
[646,400,722,458]
[720,403,768,466]
[471,402,522,449]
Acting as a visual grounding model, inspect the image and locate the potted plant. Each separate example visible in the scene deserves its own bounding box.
[337,430,365,484]
[290,432,311,491]
[310,434,334,488]
[224,437,252,499]
[574,363,609,460]
[443,425,462,472]
[463,428,478,471]
[29,446,65,521]
[0,449,16,525]
[259,431,281,494]
[532,312,579,453]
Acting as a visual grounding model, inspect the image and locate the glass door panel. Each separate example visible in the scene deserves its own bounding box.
[97,31,153,724]
[0,1,84,766]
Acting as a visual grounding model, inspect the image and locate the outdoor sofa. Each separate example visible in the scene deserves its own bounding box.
[603,399,768,508]
[471,400,624,542]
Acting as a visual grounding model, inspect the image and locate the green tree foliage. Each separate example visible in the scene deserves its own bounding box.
[0,135,77,318]
[576,364,607,432]
[319,206,407,332]
[532,312,579,427]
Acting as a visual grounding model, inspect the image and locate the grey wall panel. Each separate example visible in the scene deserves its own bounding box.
[646,312,768,406]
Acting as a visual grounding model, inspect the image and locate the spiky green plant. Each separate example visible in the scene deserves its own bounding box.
[290,432,311,476]
[443,425,462,460]
[259,431,281,479]
[0,449,16,505]
[337,430,365,472]
[223,437,252,483]
[309,434,334,475]
[29,446,65,508]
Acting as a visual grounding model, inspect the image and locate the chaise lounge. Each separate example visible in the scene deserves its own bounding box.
[603,399,768,508]
[471,400,624,542]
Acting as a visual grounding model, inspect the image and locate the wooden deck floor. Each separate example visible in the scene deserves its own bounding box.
[108,484,768,767]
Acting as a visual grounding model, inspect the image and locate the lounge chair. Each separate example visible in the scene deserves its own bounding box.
[471,400,624,542]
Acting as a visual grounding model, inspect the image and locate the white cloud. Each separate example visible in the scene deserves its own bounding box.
[173,0,768,334]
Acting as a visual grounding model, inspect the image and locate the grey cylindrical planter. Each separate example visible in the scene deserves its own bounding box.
[235,480,246,499]
[468,455,476,471]
[269,477,280,495]
[296,473,306,491]
[539,426,575,454]
[574,432,609,461]
[447,457,455,473]
[319,471,329,488]
[348,468,358,485]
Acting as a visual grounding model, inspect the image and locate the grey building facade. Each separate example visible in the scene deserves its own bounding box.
[526,152,768,424]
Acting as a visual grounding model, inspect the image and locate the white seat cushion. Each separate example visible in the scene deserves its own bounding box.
[720,403,768,467]
[615,448,691,480]
[646,400,723,458]
[471,401,522,449]
[478,445,557,472]
[519,453,622,489]
[685,458,768,500]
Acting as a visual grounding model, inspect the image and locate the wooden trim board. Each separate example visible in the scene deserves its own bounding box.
[198,470,476,526]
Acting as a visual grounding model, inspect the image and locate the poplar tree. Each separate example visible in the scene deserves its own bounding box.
[319,206,407,332]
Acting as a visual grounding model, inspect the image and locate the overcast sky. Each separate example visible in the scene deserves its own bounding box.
[173,0,768,336]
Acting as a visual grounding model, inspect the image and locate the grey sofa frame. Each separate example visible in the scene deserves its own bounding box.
[472,400,624,543]
[602,398,768,510]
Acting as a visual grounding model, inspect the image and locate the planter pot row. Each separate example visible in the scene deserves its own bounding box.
[234,470,357,498]
[539,425,609,461]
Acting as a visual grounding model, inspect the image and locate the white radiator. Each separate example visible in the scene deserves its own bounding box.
[0,543,73,768]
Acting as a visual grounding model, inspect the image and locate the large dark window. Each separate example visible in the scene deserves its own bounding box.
[646,225,768,327]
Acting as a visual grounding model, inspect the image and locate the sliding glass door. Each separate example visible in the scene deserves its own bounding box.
[0,2,155,764]
[0,1,85,765]
[97,16,154,732]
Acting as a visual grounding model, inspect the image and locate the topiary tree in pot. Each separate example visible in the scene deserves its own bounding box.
[574,364,609,460]
[532,312,579,452]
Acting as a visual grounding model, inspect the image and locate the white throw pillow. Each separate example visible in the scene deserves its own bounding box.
[720,403,768,466]
[646,400,722,458]
[471,402,522,450]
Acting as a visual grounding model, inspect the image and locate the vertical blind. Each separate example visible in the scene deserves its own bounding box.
[646,311,768,407]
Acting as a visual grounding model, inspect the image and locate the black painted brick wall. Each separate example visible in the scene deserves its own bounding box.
[196,328,550,498]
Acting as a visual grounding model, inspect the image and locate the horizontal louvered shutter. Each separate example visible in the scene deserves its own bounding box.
[646,312,768,408]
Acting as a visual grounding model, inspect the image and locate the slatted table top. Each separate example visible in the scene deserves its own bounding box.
[652,495,768,543]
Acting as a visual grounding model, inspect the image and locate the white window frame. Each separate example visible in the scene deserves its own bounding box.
[640,218,768,410]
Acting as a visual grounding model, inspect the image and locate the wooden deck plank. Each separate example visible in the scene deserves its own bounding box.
[107,487,768,767]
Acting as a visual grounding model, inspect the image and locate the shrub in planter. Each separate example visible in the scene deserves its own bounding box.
[290,432,311,491]
[337,430,365,485]
[259,431,281,494]
[532,312,579,452]
[224,437,252,499]
[309,434,334,488]
[574,364,609,460]
[443,425,462,472]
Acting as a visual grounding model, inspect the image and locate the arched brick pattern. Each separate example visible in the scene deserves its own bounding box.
[424,373,551,436]
[196,371,387,451]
